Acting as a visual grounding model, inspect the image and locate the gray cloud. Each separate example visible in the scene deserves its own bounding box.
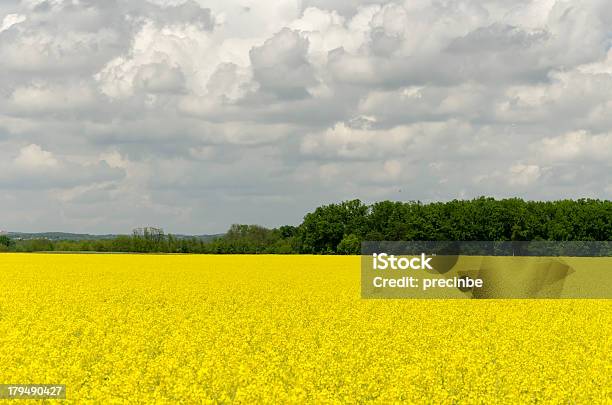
[0,143,125,189]
[133,62,186,94]
[0,0,611,233]
[250,28,318,99]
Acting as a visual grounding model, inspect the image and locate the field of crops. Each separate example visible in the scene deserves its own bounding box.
[0,254,610,403]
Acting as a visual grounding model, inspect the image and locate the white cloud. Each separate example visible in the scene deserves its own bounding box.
[0,13,26,32]
[535,131,612,162]
[9,83,97,114]
[95,20,216,98]
[508,164,541,187]
[14,144,58,169]
[1,0,612,232]
[133,62,186,94]
[250,28,317,98]
[383,159,401,178]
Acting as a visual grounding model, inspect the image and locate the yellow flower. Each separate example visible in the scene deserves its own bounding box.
[0,254,609,403]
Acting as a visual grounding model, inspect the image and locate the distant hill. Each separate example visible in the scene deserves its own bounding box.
[8,232,119,241]
[7,232,223,241]
[175,234,224,242]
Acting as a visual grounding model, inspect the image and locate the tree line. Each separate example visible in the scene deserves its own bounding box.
[1,197,611,254]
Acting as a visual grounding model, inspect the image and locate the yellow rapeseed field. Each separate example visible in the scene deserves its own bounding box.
[0,254,610,403]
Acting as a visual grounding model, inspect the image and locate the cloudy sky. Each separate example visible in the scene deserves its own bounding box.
[1,0,611,233]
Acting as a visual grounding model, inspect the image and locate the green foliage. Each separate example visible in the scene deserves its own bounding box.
[298,197,612,254]
[215,224,281,253]
[337,234,361,255]
[299,199,369,253]
[0,235,13,248]
[13,239,55,252]
[2,198,611,254]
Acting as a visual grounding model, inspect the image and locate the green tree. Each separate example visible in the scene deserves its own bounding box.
[0,235,12,248]
[0,235,14,251]
[299,199,368,253]
[337,234,361,255]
